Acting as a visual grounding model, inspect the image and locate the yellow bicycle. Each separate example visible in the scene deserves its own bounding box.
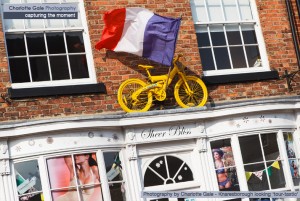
[117,54,208,113]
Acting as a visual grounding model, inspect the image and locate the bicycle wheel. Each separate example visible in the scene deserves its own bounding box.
[174,76,208,108]
[118,79,153,113]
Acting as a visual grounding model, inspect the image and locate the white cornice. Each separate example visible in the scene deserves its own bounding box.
[0,97,299,137]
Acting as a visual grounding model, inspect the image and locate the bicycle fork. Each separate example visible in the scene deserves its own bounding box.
[178,73,193,95]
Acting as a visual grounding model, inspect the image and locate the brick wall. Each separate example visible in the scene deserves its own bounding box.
[0,0,299,121]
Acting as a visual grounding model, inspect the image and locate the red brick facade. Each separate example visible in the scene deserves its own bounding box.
[0,0,299,121]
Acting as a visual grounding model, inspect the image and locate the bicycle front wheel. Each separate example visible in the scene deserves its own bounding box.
[174,76,208,108]
[117,79,153,113]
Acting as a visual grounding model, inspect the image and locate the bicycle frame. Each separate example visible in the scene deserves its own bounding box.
[131,55,192,101]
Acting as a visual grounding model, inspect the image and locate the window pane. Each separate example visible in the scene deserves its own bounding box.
[79,185,103,201]
[6,34,26,56]
[239,135,263,163]
[261,134,279,161]
[144,168,165,187]
[245,163,269,191]
[190,0,207,22]
[14,160,43,201]
[239,0,253,20]
[284,133,296,158]
[66,32,85,53]
[9,58,30,83]
[109,183,126,201]
[207,0,223,21]
[210,26,226,46]
[211,139,239,191]
[166,156,193,183]
[46,33,66,54]
[224,0,239,21]
[30,57,50,81]
[268,161,285,189]
[104,152,123,181]
[69,55,89,79]
[25,19,44,29]
[289,159,300,186]
[226,25,242,45]
[230,46,247,68]
[242,29,257,44]
[74,153,100,184]
[26,33,46,55]
[200,48,215,70]
[148,156,168,179]
[49,56,70,80]
[45,19,64,28]
[245,46,261,67]
[4,19,24,30]
[52,190,79,201]
[196,32,210,47]
[47,156,75,189]
[214,47,231,70]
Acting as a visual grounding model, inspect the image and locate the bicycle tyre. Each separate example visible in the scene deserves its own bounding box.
[174,76,208,108]
[117,79,153,113]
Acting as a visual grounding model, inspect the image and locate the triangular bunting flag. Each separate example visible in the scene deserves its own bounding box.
[245,172,252,181]
[267,166,272,176]
[253,170,263,180]
[271,161,280,169]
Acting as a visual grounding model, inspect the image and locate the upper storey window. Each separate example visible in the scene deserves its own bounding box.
[190,0,270,78]
[1,0,97,89]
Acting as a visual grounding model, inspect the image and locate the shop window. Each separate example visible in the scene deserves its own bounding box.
[14,160,43,201]
[239,134,286,190]
[144,155,193,187]
[103,152,126,201]
[47,153,103,201]
[284,132,300,188]
[190,0,274,82]
[210,139,240,191]
[1,0,100,95]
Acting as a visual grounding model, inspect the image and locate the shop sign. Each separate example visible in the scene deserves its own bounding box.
[128,123,202,143]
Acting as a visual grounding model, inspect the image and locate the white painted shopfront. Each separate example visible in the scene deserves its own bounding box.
[1,97,300,201]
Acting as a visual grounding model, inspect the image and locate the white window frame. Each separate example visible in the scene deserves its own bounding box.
[190,0,270,76]
[1,0,97,89]
[208,129,299,194]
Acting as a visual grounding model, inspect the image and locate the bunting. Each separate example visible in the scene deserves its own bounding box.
[245,160,281,181]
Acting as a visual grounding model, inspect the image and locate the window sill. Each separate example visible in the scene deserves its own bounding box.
[202,70,279,85]
[8,83,106,99]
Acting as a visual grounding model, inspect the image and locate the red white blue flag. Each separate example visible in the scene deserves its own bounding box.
[95,7,181,66]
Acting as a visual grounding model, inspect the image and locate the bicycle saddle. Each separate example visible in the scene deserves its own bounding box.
[138,65,154,70]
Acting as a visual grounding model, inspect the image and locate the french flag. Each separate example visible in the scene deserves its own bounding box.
[95,7,181,66]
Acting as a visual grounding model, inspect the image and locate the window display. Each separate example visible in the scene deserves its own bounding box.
[103,152,126,201]
[14,160,43,201]
[47,153,103,201]
[284,132,300,187]
[239,134,285,190]
[211,139,239,191]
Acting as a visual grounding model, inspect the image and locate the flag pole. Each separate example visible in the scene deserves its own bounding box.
[164,15,182,93]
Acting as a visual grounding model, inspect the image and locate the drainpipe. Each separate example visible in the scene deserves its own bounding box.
[297,0,300,21]
[285,0,300,69]
[282,0,300,91]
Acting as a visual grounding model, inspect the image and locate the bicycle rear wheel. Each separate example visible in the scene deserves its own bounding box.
[118,79,153,113]
[174,76,208,108]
